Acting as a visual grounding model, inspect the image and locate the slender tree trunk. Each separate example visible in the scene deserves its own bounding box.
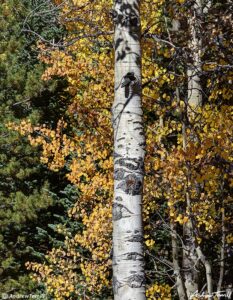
[171,222,187,300]
[217,207,225,292]
[112,1,146,299]
[183,2,203,297]
[187,0,202,111]
[183,2,213,299]
[196,246,213,299]
[182,191,199,299]
[174,86,199,298]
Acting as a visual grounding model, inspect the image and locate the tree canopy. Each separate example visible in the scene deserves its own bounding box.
[1,0,233,299]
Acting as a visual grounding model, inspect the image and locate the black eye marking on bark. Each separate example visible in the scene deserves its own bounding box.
[119,252,144,261]
[121,72,136,87]
[112,72,140,142]
[134,126,143,131]
[127,252,144,261]
[114,168,126,180]
[128,234,144,242]
[121,72,137,98]
[115,196,123,202]
[127,274,145,288]
[117,173,142,195]
[112,203,133,221]
[115,157,144,172]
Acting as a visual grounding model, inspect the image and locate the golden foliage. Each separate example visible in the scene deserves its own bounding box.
[8,0,233,298]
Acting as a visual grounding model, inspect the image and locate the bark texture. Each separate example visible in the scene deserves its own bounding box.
[182,192,199,299]
[171,223,187,300]
[217,207,225,292]
[112,0,146,299]
[187,0,203,111]
[183,2,213,299]
[183,2,202,295]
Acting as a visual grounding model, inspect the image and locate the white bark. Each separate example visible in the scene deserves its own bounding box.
[196,246,213,300]
[183,3,213,298]
[176,85,199,298]
[217,207,225,292]
[112,1,146,299]
[187,0,203,111]
[182,2,203,297]
[182,205,199,299]
[171,223,187,300]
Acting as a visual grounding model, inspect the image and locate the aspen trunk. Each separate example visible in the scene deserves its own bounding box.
[183,2,213,299]
[171,223,187,300]
[182,191,199,299]
[112,1,146,299]
[217,207,225,292]
[187,0,202,111]
[182,2,202,293]
[196,246,213,299]
[175,85,199,298]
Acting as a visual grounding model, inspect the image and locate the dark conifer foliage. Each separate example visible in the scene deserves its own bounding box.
[0,0,69,294]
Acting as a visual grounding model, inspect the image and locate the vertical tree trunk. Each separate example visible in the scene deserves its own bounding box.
[182,1,202,290]
[112,0,146,299]
[183,2,213,299]
[187,0,203,111]
[217,207,225,292]
[171,222,187,300]
[182,191,199,299]
[196,246,213,300]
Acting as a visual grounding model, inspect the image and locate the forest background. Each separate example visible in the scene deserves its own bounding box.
[0,0,232,299]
